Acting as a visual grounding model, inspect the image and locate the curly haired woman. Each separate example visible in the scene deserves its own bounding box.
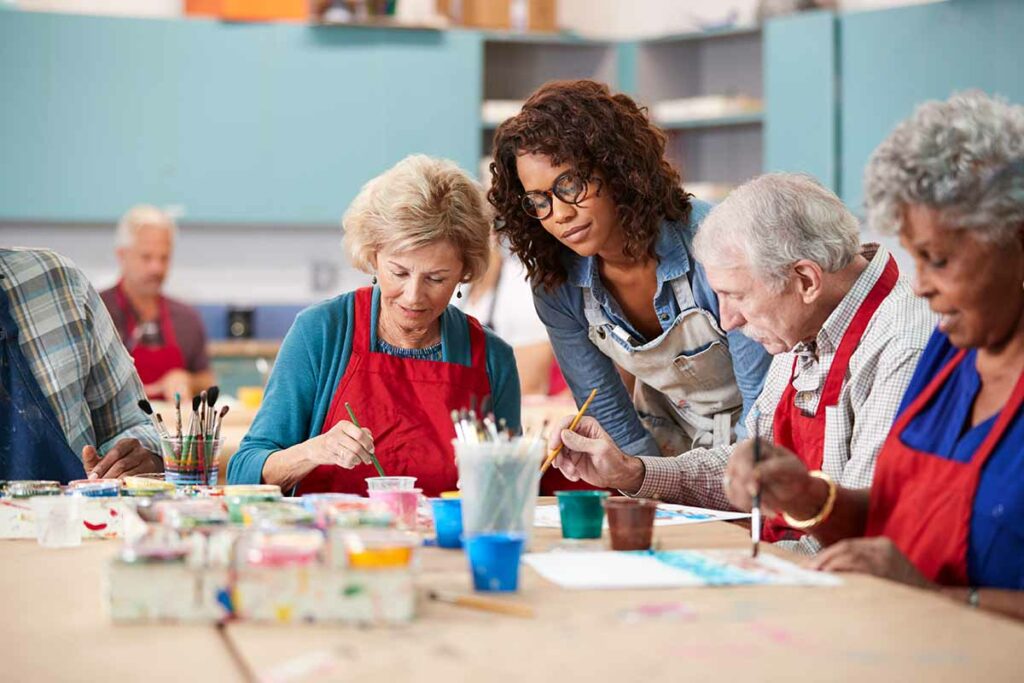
[489,80,771,464]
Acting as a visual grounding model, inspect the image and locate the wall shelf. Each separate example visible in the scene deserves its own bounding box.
[656,111,763,130]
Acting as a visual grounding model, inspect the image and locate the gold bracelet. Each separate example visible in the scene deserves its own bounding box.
[781,470,837,530]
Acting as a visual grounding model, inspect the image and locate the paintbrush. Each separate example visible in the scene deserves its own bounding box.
[137,399,168,438]
[427,590,535,619]
[214,405,229,443]
[174,392,182,441]
[540,388,598,473]
[206,385,220,431]
[344,402,385,477]
[751,416,762,559]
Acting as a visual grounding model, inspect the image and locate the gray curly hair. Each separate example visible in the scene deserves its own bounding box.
[864,90,1024,242]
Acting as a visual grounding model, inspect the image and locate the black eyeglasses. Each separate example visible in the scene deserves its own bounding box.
[520,171,603,220]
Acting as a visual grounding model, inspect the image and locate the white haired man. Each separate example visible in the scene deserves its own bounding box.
[100,205,214,402]
[547,173,937,553]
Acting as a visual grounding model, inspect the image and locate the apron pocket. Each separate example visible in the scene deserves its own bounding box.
[672,340,739,396]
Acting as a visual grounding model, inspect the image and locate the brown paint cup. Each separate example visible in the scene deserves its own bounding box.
[603,497,658,551]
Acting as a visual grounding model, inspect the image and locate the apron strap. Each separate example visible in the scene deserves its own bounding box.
[353,287,374,354]
[817,255,899,411]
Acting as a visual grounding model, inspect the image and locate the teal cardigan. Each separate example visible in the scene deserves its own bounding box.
[227,288,521,486]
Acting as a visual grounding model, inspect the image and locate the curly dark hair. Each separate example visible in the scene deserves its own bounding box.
[488,79,691,289]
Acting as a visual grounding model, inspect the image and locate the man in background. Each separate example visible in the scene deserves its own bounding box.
[100,205,214,402]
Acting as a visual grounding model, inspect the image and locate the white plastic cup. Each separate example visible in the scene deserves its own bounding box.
[365,476,417,492]
[31,496,83,548]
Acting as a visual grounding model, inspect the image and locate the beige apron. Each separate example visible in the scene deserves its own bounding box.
[584,276,742,456]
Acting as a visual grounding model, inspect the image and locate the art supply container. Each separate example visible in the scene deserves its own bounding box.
[240,528,323,568]
[431,498,463,549]
[556,490,609,540]
[31,495,83,548]
[337,529,418,569]
[67,478,121,498]
[368,488,421,530]
[224,484,282,523]
[122,474,176,497]
[4,480,61,498]
[160,435,222,487]
[365,476,417,492]
[456,437,543,542]
[120,526,191,564]
[604,497,658,550]
[465,533,525,592]
[300,493,363,527]
[155,499,229,530]
[242,501,315,528]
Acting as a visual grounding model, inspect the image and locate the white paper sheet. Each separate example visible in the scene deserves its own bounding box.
[533,503,750,529]
[523,549,842,589]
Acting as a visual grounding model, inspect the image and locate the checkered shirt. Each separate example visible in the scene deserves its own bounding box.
[0,248,160,460]
[631,244,938,554]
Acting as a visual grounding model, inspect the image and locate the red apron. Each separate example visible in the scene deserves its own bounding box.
[115,281,186,400]
[865,348,1024,585]
[295,288,493,498]
[765,256,899,542]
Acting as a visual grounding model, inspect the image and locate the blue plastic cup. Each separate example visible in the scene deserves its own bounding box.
[464,533,525,592]
[431,498,463,549]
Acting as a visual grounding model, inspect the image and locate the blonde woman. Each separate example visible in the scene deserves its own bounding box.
[228,155,520,496]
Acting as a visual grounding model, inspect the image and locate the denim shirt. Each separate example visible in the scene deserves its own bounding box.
[533,200,772,457]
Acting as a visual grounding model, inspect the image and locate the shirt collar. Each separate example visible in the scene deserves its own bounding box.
[814,242,890,355]
[564,218,692,291]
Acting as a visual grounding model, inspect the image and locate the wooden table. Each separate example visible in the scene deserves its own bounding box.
[4,509,1023,682]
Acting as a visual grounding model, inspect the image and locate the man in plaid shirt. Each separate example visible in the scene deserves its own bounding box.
[547,174,938,554]
[0,248,161,482]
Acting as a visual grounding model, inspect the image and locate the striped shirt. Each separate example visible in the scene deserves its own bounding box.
[0,248,160,460]
[632,244,938,554]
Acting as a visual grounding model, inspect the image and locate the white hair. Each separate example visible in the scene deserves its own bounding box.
[864,90,1024,243]
[693,173,860,292]
[115,205,177,248]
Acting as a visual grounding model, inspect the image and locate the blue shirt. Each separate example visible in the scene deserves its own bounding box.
[898,329,1024,589]
[532,201,772,457]
[227,288,521,486]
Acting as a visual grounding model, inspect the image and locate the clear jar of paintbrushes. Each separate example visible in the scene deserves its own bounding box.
[456,437,544,543]
[160,435,222,487]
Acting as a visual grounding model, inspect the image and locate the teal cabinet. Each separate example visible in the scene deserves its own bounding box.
[764,10,838,191]
[840,0,1024,211]
[0,13,483,223]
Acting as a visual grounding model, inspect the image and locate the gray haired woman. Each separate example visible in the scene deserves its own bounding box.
[228,155,520,497]
[724,91,1024,620]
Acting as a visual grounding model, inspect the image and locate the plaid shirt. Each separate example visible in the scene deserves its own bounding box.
[0,248,160,461]
[632,244,938,554]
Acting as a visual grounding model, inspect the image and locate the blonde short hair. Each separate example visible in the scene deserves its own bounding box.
[343,155,492,282]
[115,204,177,248]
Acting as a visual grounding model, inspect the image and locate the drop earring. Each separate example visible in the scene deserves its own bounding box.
[456,284,463,299]
[372,274,377,285]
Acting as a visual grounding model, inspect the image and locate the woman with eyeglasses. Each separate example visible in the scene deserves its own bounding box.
[488,80,772,473]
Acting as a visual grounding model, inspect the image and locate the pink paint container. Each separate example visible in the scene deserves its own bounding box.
[368,488,421,530]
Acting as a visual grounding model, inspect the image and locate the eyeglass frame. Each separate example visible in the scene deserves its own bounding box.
[520,170,604,221]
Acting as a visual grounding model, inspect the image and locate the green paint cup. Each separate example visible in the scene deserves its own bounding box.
[556,490,609,539]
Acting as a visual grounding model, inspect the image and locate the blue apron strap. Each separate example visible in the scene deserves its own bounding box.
[0,282,87,483]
